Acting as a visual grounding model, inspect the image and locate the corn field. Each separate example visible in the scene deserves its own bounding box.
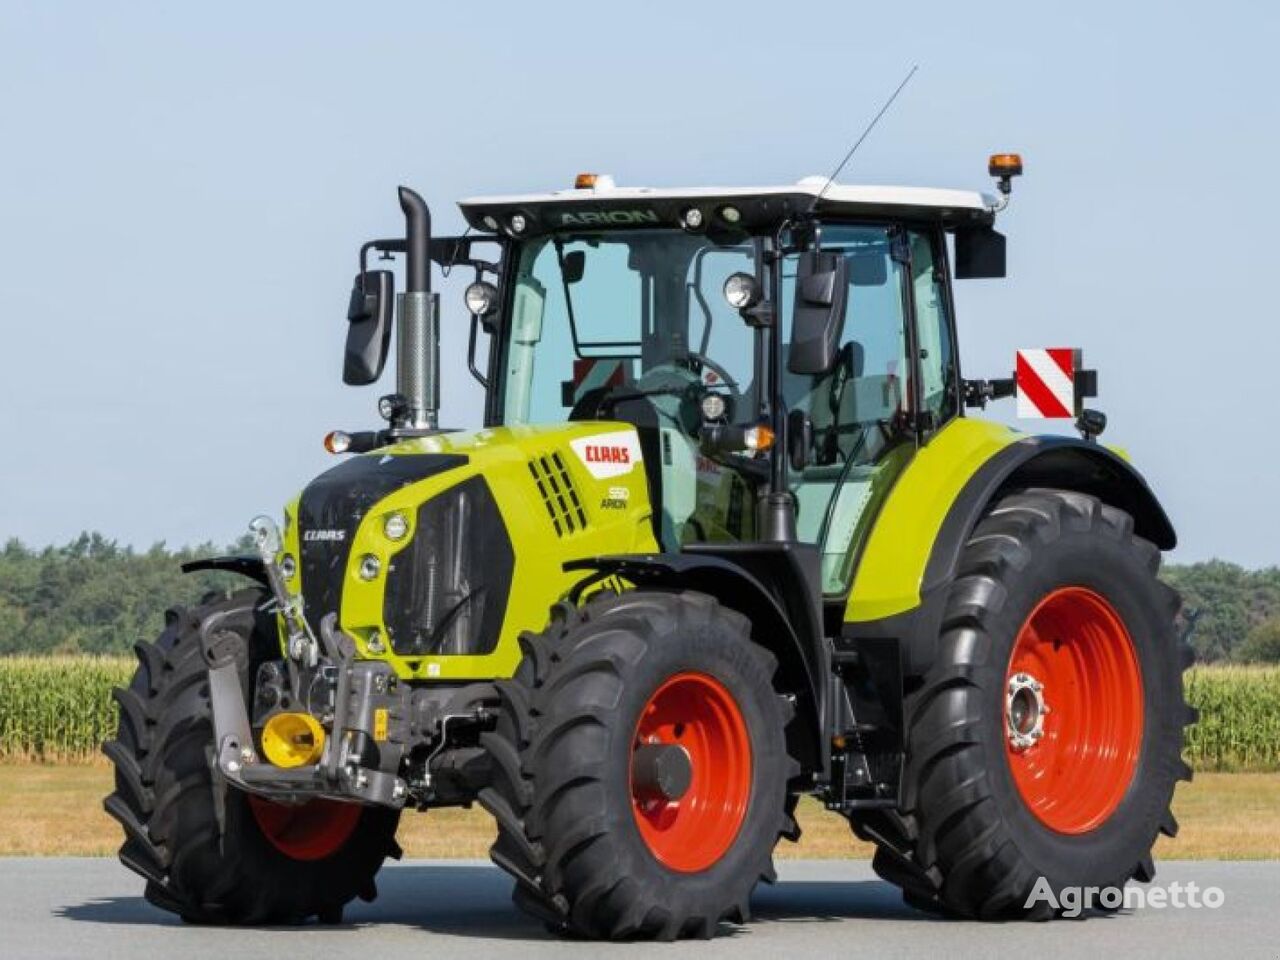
[0,656,133,761]
[0,657,1278,769]
[1183,665,1280,771]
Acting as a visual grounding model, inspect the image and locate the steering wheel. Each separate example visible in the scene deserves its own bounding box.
[570,354,744,426]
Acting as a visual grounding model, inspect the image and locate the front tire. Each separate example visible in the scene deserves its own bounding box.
[102,589,401,924]
[481,590,799,940]
[855,489,1194,919]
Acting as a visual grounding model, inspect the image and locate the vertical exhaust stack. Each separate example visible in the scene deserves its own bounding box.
[397,186,440,431]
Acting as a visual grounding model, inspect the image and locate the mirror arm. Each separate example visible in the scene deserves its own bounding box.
[360,238,406,275]
[467,313,489,389]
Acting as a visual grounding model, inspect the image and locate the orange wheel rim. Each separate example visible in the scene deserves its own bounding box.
[630,672,752,872]
[1005,586,1144,834]
[247,795,361,861]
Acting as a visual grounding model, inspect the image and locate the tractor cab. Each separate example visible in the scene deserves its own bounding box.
[453,173,1009,595]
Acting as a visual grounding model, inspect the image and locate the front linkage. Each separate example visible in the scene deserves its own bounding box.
[204,517,498,817]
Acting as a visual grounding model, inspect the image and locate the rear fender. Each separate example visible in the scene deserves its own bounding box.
[845,432,1176,676]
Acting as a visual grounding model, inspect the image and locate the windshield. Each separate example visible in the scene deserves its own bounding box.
[501,230,759,426]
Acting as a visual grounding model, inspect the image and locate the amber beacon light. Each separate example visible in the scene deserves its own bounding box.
[988,152,1024,194]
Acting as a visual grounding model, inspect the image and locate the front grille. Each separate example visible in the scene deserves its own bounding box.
[528,451,588,537]
[296,453,466,627]
[383,476,514,657]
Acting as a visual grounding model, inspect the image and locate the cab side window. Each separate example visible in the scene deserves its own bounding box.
[909,230,959,427]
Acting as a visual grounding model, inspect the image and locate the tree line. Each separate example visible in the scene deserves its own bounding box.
[1,534,1278,662]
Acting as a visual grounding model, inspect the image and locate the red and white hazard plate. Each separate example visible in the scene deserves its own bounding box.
[1016,348,1077,419]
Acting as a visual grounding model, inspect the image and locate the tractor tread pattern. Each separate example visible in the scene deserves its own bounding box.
[482,590,800,940]
[101,589,399,925]
[850,489,1195,920]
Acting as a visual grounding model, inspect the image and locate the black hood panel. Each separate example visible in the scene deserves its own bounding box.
[297,453,468,626]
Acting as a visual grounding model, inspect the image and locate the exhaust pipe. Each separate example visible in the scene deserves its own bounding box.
[396,186,439,431]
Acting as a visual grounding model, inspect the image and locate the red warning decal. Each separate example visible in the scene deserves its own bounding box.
[1016,348,1076,419]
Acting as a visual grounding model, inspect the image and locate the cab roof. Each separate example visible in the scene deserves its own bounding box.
[458,176,998,236]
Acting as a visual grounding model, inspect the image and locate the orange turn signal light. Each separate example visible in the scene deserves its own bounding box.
[323,430,351,454]
[574,172,599,189]
[988,153,1024,178]
[745,424,775,452]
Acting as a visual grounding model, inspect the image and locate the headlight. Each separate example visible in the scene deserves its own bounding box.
[384,512,409,541]
[358,554,381,581]
[509,214,527,234]
[464,281,499,317]
[280,554,297,579]
[378,393,408,422]
[682,207,704,230]
[700,394,728,422]
[723,272,761,310]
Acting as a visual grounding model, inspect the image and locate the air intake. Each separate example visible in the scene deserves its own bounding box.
[528,452,588,537]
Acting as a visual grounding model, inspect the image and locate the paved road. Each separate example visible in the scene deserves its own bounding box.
[3,859,1275,960]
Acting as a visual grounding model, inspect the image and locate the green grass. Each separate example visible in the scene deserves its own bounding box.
[1,657,1278,771]
[4,764,1278,858]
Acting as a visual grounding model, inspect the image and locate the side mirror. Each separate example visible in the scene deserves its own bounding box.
[562,250,586,284]
[344,270,394,385]
[954,226,1007,279]
[787,251,848,375]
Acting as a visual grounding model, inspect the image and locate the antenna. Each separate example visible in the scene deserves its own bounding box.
[809,64,919,212]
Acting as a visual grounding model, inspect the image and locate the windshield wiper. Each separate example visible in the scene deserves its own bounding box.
[553,239,584,357]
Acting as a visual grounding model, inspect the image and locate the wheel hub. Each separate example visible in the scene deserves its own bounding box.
[1004,586,1144,835]
[629,672,752,873]
[1006,671,1048,751]
[631,741,694,803]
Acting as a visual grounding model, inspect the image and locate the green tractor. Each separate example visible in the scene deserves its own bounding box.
[104,156,1194,939]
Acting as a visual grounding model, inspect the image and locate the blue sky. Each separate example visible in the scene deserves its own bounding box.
[1,1,1276,565]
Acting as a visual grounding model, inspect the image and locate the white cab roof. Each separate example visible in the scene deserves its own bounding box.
[462,179,990,213]
[458,176,997,233]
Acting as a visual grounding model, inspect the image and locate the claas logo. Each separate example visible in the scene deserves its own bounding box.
[582,444,631,465]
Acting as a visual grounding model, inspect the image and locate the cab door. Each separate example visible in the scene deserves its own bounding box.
[784,224,958,596]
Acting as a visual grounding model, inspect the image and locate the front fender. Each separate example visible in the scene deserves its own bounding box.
[566,550,824,776]
[181,555,269,587]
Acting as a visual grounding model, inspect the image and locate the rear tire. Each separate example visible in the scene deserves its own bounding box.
[853,489,1194,919]
[480,590,799,940]
[102,588,401,924]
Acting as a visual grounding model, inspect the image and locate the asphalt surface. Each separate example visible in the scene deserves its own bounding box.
[3,859,1276,960]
